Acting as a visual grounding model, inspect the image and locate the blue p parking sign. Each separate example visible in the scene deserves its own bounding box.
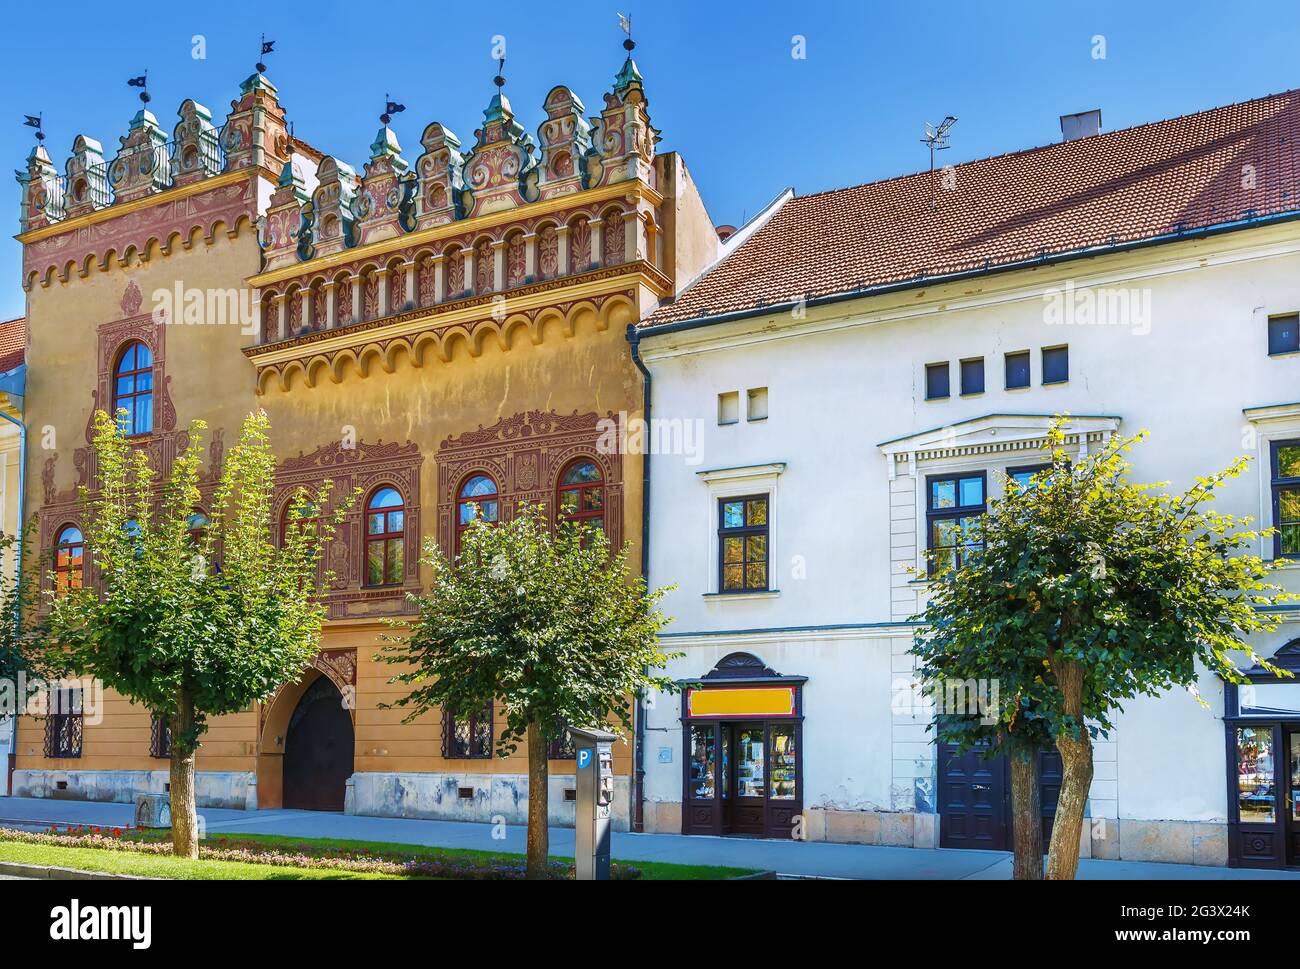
[577,748,592,770]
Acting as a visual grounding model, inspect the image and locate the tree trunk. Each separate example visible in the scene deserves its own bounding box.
[1046,658,1093,880]
[525,721,549,879]
[1009,746,1043,879]
[169,690,199,860]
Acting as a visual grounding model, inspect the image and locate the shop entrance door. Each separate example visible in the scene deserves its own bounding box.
[1287,728,1300,867]
[729,723,766,836]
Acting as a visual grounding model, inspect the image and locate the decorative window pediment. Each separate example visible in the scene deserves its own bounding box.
[877,413,1121,479]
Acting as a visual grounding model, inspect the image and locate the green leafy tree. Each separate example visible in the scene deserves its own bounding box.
[380,503,678,879]
[42,410,353,858]
[2,526,47,744]
[914,421,1292,879]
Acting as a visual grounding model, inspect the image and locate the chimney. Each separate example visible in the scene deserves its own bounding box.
[716,224,737,242]
[1060,109,1102,141]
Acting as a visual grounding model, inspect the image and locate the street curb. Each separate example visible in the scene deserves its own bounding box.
[0,861,157,880]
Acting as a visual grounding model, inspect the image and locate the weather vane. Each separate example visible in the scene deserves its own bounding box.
[22,113,44,142]
[127,71,150,105]
[257,35,276,74]
[380,95,405,126]
[618,12,635,51]
[494,56,506,91]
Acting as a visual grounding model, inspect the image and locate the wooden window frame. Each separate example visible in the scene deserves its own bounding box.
[112,340,154,437]
[717,494,770,594]
[456,473,500,551]
[53,524,84,594]
[1271,440,1300,560]
[364,486,406,587]
[557,458,606,534]
[926,471,987,576]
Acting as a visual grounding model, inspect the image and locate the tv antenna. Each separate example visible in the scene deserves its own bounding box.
[921,115,957,207]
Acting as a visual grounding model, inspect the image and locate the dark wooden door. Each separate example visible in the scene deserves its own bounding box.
[283,677,354,811]
[938,743,1009,850]
[1287,728,1300,866]
[1037,748,1062,846]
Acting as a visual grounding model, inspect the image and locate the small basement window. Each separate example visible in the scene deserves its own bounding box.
[564,788,577,802]
[458,786,475,799]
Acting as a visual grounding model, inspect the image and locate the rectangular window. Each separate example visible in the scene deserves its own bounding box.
[718,495,769,592]
[717,391,739,425]
[1007,463,1051,491]
[925,362,950,400]
[1236,726,1275,823]
[1268,314,1300,356]
[150,715,171,760]
[926,472,986,575]
[1271,440,1300,558]
[746,387,769,421]
[442,705,493,759]
[960,357,984,395]
[1042,345,1069,384]
[1005,351,1031,389]
[44,688,83,759]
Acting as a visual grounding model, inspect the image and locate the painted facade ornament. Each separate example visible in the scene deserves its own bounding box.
[568,216,592,274]
[538,225,559,279]
[121,280,143,316]
[170,100,221,186]
[603,209,625,265]
[109,109,171,203]
[259,159,311,271]
[446,249,465,298]
[506,232,526,287]
[16,142,64,231]
[474,239,493,294]
[61,137,109,220]
[587,55,659,189]
[413,123,465,230]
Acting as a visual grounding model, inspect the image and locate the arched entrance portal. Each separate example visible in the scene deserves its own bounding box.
[283,676,354,811]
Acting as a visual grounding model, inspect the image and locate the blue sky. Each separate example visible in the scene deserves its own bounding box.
[4,0,1299,320]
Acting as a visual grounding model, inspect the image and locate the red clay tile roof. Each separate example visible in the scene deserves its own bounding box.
[0,317,25,374]
[646,88,1300,326]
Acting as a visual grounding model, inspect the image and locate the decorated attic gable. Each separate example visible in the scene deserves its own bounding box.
[587,54,659,189]
[536,85,592,199]
[110,108,171,203]
[62,137,108,219]
[461,90,540,217]
[222,72,291,178]
[413,123,464,230]
[171,100,222,186]
[16,142,64,231]
[354,126,412,246]
[312,156,359,258]
[259,158,311,270]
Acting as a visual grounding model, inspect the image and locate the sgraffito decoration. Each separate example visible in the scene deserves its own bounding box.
[435,409,624,552]
[273,439,424,620]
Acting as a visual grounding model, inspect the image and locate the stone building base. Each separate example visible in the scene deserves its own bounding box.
[642,801,1228,866]
[345,772,632,831]
[11,769,256,811]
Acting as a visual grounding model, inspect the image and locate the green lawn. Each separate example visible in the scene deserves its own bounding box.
[194,831,758,880]
[0,839,399,880]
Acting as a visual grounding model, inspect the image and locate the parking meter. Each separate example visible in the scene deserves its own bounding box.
[570,726,618,880]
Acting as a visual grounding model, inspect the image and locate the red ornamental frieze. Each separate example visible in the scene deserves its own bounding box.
[22,176,258,288]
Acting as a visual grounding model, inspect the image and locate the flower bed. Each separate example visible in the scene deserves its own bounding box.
[3,826,643,880]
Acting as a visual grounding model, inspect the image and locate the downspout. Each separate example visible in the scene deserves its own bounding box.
[0,370,26,797]
[627,323,651,833]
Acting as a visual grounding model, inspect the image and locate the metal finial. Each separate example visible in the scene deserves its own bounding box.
[619,12,635,51]
[23,113,44,141]
[127,71,150,105]
[257,34,276,74]
[493,56,506,89]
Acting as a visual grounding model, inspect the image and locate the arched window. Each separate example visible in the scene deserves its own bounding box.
[54,525,84,593]
[365,487,405,587]
[186,510,209,545]
[113,341,154,436]
[456,474,499,549]
[557,459,604,533]
[280,499,320,544]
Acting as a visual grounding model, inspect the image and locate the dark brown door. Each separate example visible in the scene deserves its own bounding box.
[1287,728,1300,866]
[938,743,1009,850]
[1037,748,1061,846]
[283,676,354,811]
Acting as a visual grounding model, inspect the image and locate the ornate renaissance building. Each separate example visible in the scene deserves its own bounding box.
[11,46,718,827]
